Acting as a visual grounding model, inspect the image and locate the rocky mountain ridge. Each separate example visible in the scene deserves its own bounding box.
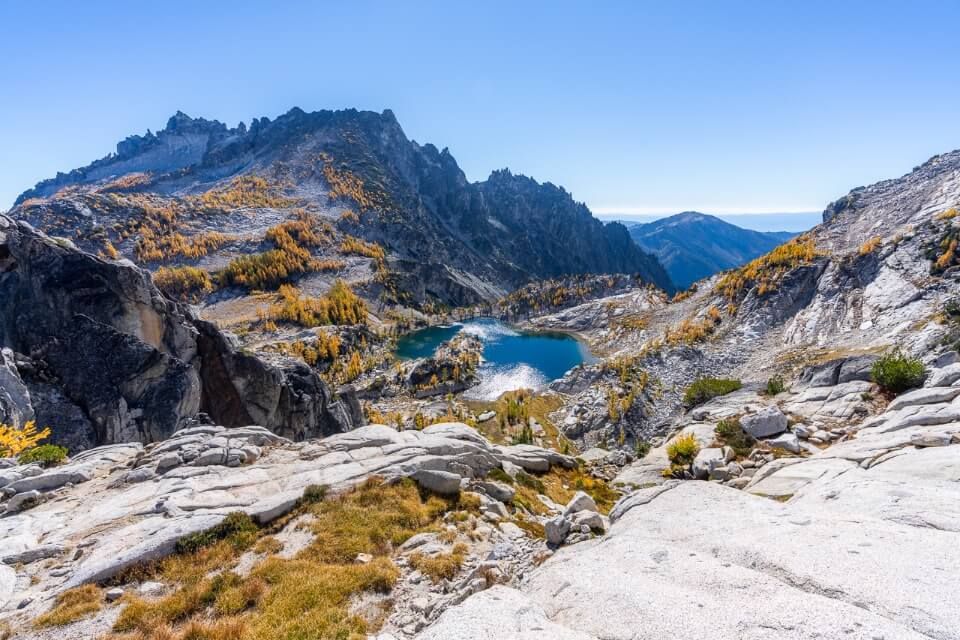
[11,108,671,306]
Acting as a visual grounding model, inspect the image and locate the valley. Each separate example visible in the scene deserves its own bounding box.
[1,109,960,640]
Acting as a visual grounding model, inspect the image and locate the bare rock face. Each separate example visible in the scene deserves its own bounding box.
[0,348,32,427]
[0,216,201,443]
[0,216,355,448]
[193,319,358,440]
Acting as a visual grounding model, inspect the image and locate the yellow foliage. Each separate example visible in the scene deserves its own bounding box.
[715,236,821,301]
[936,207,958,220]
[267,281,367,327]
[322,161,390,211]
[664,316,716,346]
[195,176,297,211]
[219,218,343,290]
[153,266,213,302]
[340,235,386,261]
[137,229,231,263]
[859,236,882,255]
[0,420,51,457]
[606,387,620,421]
[339,210,361,224]
[99,172,153,193]
[936,239,958,271]
[345,351,364,382]
[100,240,120,260]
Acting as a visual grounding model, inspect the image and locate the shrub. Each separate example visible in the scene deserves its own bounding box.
[0,420,51,457]
[858,236,882,255]
[666,433,700,467]
[664,316,717,345]
[514,470,546,494]
[488,467,514,484]
[714,417,755,458]
[635,440,652,458]
[682,377,742,408]
[19,444,68,467]
[871,350,925,394]
[267,281,367,327]
[176,512,258,554]
[764,375,786,396]
[300,484,329,505]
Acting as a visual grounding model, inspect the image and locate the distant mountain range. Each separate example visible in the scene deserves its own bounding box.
[627,212,796,289]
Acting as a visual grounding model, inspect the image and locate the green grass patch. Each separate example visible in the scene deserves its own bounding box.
[683,377,742,408]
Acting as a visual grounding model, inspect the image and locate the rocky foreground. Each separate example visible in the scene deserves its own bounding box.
[3,354,959,638]
[0,423,568,606]
[421,360,960,640]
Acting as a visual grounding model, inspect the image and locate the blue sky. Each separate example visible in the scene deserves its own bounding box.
[2,1,959,228]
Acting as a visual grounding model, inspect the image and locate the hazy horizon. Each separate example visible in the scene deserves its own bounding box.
[599,211,820,233]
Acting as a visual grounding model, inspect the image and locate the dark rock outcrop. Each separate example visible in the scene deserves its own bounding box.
[0,215,355,449]
[193,319,357,440]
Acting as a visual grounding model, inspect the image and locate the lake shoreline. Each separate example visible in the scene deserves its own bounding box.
[394,318,595,400]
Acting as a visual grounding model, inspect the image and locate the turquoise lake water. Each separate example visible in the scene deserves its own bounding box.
[395,318,596,400]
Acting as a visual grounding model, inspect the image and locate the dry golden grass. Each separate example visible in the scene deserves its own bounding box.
[409,543,469,583]
[253,536,283,555]
[108,478,477,640]
[34,584,102,627]
[936,207,958,220]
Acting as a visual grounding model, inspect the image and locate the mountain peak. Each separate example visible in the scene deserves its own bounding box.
[11,105,673,300]
[631,213,795,288]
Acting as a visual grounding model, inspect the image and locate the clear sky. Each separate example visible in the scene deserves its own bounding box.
[2,1,959,222]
